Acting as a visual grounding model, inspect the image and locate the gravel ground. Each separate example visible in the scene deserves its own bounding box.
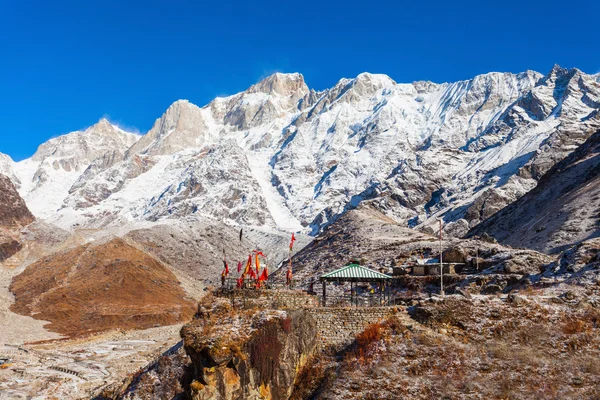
[0,264,62,345]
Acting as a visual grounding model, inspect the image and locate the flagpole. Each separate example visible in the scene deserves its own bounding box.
[438,218,444,297]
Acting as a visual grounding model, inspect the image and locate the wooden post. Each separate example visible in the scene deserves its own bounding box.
[322,281,326,307]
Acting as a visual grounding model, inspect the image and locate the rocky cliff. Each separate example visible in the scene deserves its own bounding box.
[0,173,35,262]
[0,174,34,230]
[119,295,318,400]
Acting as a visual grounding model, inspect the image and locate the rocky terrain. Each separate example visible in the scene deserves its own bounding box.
[272,207,554,293]
[469,128,600,254]
[101,281,600,400]
[0,325,184,400]
[313,296,600,399]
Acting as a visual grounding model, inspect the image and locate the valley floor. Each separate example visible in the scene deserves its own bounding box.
[0,324,183,399]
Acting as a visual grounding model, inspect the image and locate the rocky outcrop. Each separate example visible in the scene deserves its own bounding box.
[180,298,318,400]
[0,233,23,262]
[0,174,34,230]
[0,174,35,262]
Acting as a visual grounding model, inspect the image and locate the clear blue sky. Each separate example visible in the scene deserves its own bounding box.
[1,0,598,161]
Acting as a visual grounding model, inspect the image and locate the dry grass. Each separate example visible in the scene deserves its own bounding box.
[318,297,600,399]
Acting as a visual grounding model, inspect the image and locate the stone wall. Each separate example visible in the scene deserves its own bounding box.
[267,290,320,309]
[219,289,402,350]
[307,307,401,349]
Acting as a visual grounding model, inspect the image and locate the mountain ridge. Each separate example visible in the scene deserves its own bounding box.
[2,66,599,249]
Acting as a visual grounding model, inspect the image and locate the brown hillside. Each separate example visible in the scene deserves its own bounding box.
[9,238,196,337]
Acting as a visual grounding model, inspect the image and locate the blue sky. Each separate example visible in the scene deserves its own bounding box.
[1,0,598,161]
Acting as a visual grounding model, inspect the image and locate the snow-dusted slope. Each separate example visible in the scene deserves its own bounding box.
[468,128,600,253]
[8,67,600,237]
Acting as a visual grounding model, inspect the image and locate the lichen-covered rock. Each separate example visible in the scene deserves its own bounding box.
[181,301,317,400]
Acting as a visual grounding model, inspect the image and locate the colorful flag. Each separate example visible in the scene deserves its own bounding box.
[290,233,296,251]
[244,254,252,275]
[258,268,268,282]
[237,260,242,273]
[253,251,265,275]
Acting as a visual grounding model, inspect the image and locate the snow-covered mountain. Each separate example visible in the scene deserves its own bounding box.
[6,66,600,237]
[8,119,139,220]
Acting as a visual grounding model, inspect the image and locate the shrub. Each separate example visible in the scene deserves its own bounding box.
[562,318,588,335]
[356,323,383,348]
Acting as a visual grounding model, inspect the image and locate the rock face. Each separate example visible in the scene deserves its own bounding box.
[469,129,600,254]
[180,298,318,400]
[0,174,35,262]
[9,237,196,337]
[6,66,599,237]
[0,174,34,230]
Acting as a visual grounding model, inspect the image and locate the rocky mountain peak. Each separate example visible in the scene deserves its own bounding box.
[126,99,208,157]
[0,153,19,188]
[541,64,578,85]
[248,72,308,97]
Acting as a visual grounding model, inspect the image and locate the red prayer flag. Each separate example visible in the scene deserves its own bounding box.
[237,261,242,273]
[223,260,229,276]
[258,268,268,282]
[290,233,296,251]
[244,255,252,275]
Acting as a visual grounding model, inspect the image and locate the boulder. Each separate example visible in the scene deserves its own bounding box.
[482,284,503,295]
[507,293,525,306]
[442,246,468,264]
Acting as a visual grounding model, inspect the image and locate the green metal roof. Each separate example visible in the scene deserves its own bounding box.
[320,264,391,281]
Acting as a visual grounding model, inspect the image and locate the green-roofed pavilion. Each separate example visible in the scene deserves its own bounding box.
[321,263,392,282]
[320,264,392,307]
